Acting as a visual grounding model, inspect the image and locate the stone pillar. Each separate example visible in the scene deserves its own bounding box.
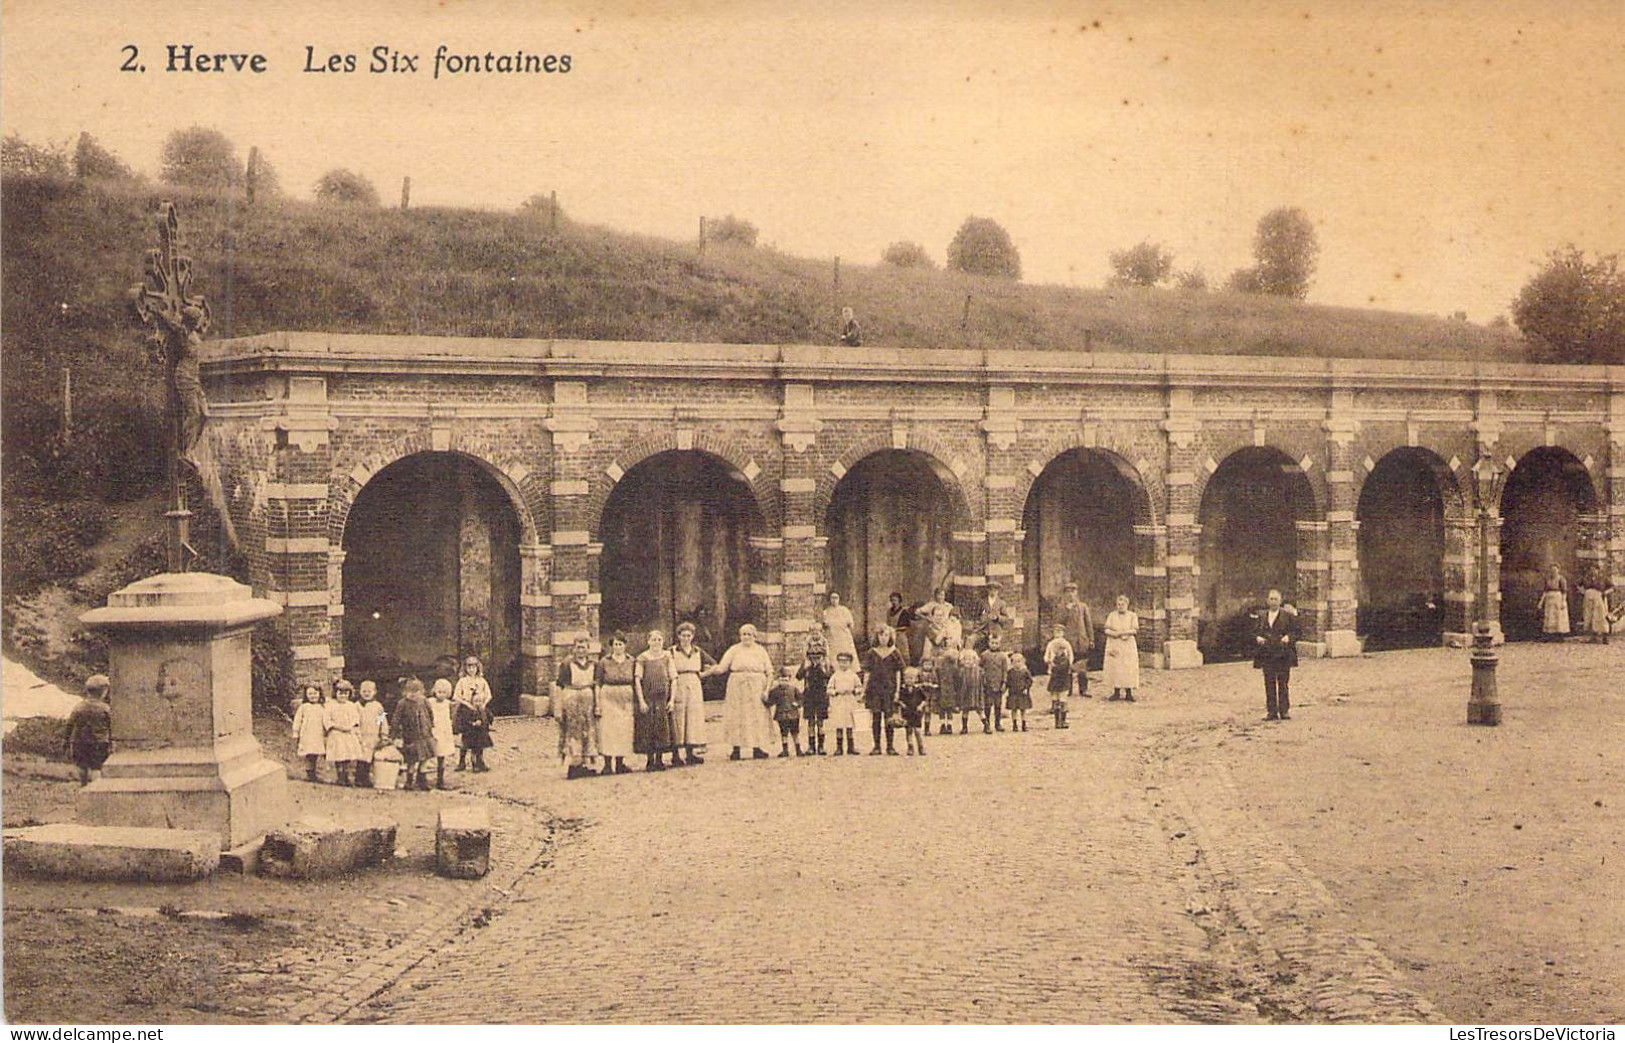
[79,573,287,850]
[517,543,552,696]
[1609,399,1625,593]
[1295,519,1330,657]
[749,536,786,660]
[325,548,346,673]
[1322,399,1361,656]
[265,376,337,690]
[777,383,824,665]
[980,387,1025,646]
[1133,524,1168,668]
[545,381,600,667]
[1160,390,1203,668]
[1441,513,1476,645]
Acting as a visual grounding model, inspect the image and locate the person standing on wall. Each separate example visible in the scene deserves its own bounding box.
[1253,589,1299,721]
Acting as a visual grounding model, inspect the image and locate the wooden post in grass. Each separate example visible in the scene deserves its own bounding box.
[833,256,841,329]
[698,216,706,257]
[401,176,411,211]
[245,147,260,206]
[61,367,72,445]
[550,190,558,233]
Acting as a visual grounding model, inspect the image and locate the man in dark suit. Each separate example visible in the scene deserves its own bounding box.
[1252,589,1299,721]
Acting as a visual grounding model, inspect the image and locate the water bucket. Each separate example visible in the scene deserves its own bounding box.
[372,748,402,790]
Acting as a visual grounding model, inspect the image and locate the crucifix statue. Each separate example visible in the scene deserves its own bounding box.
[130,201,211,572]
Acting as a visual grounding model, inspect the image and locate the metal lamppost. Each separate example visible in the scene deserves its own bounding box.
[1468,454,1503,726]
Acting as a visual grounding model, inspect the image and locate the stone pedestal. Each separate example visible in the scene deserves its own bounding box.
[78,572,288,850]
[1163,639,1204,670]
[1322,629,1363,657]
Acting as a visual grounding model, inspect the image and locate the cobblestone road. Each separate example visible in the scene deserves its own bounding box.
[352,692,1418,1024]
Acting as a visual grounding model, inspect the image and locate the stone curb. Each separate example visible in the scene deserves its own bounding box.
[1161,757,1439,1023]
[284,793,558,1025]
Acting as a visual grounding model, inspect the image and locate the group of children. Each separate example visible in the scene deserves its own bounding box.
[754,623,1083,761]
[290,656,496,791]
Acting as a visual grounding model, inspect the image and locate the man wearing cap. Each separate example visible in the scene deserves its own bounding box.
[1058,581,1095,698]
[65,675,114,786]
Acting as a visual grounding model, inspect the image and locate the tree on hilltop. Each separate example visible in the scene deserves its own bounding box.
[947,216,1021,280]
[74,132,134,181]
[160,126,242,190]
[1511,246,1625,365]
[1252,207,1318,298]
[1108,240,1175,287]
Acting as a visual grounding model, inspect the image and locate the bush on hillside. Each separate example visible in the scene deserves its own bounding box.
[0,497,109,595]
[73,133,134,181]
[1175,267,1208,291]
[314,168,380,207]
[882,241,934,269]
[707,214,758,247]
[2,135,70,180]
[2,390,165,503]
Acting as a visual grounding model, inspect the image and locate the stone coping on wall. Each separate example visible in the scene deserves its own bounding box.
[202,331,1625,391]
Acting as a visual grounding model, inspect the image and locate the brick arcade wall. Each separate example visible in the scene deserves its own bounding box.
[199,336,1625,694]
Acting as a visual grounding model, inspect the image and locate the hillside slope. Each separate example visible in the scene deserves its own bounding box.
[2,175,1526,420]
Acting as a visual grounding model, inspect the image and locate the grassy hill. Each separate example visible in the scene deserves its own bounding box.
[3,175,1525,400]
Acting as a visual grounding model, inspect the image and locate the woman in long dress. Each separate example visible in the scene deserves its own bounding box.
[668,622,712,766]
[1103,594,1141,702]
[555,637,600,779]
[821,592,858,664]
[596,632,637,775]
[1540,564,1571,640]
[635,629,674,771]
[705,623,776,761]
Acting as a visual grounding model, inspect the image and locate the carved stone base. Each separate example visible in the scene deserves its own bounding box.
[1322,629,1363,658]
[1163,640,1204,670]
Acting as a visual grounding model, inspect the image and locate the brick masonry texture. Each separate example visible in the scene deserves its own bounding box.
[201,335,1625,690]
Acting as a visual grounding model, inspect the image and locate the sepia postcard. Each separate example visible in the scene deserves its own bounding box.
[1,0,1622,1031]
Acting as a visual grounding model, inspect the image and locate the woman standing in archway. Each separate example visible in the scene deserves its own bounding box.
[635,630,674,771]
[1540,564,1571,641]
[705,623,776,761]
[822,592,858,664]
[596,633,637,775]
[668,622,712,766]
[1103,594,1141,702]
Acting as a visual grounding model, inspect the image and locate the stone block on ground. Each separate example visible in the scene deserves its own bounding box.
[518,693,551,717]
[435,805,492,879]
[258,816,397,879]
[2,823,220,882]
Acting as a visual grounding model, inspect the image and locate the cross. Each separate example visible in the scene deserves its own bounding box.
[129,201,211,573]
[131,201,210,341]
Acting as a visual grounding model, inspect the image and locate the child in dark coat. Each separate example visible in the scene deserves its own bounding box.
[796,640,834,756]
[1005,655,1033,733]
[453,691,494,772]
[64,674,113,785]
[897,667,930,756]
[392,677,436,790]
[764,666,804,757]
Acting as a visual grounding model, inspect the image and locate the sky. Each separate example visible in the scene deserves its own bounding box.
[4,0,1622,321]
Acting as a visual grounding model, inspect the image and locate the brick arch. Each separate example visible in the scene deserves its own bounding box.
[328,444,542,548]
[1012,443,1162,529]
[586,431,781,535]
[812,435,979,532]
[1492,444,1602,514]
[1353,445,1470,519]
[1192,440,1329,520]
